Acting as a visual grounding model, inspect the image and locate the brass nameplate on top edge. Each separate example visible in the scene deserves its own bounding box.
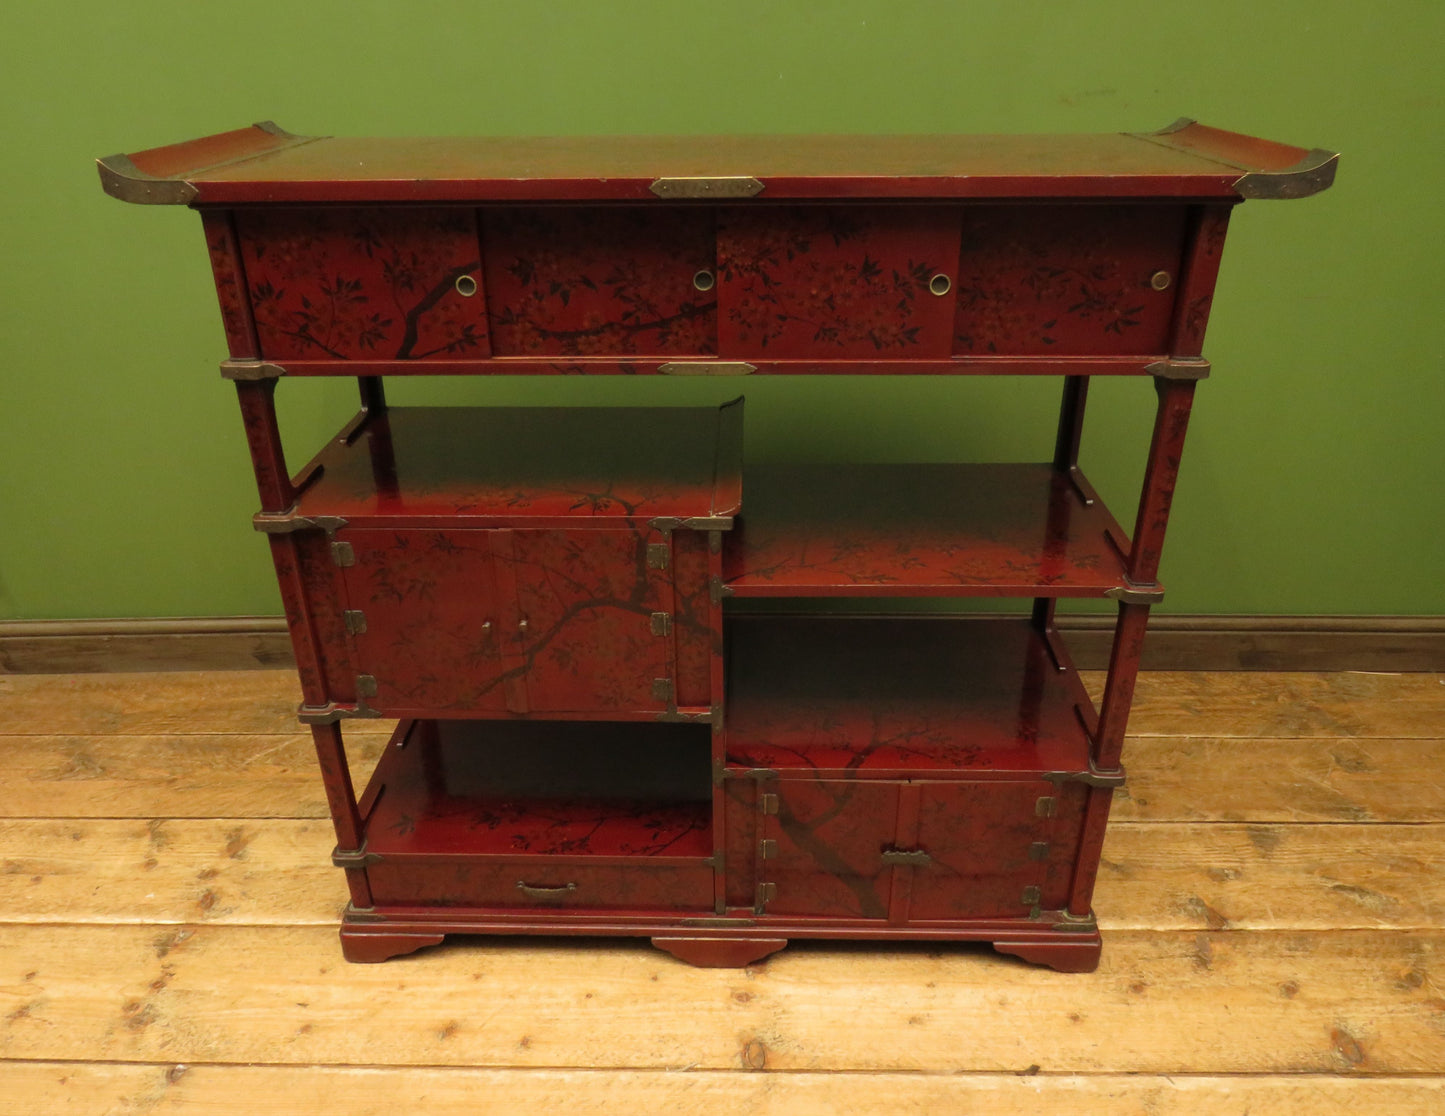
[657,361,757,376]
[649,176,764,199]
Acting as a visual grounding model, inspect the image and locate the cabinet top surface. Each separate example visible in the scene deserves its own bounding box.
[289,403,744,528]
[98,120,1337,206]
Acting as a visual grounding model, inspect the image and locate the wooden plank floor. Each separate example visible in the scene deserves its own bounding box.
[1,668,1443,1114]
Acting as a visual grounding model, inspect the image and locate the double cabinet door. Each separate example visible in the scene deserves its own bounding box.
[739,776,1077,922]
[334,526,678,717]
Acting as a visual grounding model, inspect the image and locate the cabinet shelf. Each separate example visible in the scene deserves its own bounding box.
[723,464,1133,599]
[725,615,1095,777]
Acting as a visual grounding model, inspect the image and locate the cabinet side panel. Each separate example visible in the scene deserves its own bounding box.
[200,209,260,358]
[293,530,357,702]
[953,205,1187,355]
[1169,204,1232,357]
[1041,781,1091,911]
[672,528,714,707]
[234,207,488,362]
[722,777,760,909]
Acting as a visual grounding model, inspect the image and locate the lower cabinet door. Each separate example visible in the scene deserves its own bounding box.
[905,779,1053,921]
[763,779,900,920]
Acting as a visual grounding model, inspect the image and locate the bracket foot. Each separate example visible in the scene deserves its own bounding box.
[651,936,788,968]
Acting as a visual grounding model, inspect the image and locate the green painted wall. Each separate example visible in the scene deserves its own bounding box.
[1,1,1440,620]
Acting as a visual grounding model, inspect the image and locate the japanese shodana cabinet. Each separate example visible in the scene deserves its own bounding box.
[100,121,1336,971]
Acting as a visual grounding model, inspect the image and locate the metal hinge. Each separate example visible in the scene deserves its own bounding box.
[356,675,378,699]
[710,576,725,605]
[1029,842,1050,861]
[331,541,355,567]
[651,678,674,704]
[759,839,778,860]
[650,612,672,637]
[343,609,367,635]
[1021,885,1042,907]
[1036,796,1056,818]
[754,882,777,912]
[646,542,670,570]
[759,793,779,816]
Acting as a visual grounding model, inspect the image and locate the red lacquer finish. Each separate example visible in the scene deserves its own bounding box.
[100,122,1334,204]
[100,121,1335,974]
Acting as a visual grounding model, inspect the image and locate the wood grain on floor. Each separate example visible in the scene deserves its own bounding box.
[2,668,1442,1113]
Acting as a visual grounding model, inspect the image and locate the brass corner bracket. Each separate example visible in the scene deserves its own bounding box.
[221,359,287,381]
[1235,149,1339,200]
[1145,358,1211,382]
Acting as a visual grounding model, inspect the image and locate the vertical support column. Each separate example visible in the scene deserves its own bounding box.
[311,721,374,910]
[234,378,295,513]
[1069,374,1196,919]
[1127,376,1196,587]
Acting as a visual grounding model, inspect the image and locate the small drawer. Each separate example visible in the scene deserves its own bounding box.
[366,857,716,912]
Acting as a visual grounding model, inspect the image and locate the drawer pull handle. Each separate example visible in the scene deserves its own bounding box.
[517,617,529,633]
[881,848,932,867]
[454,274,478,297]
[928,273,952,297]
[1150,270,1172,291]
[693,268,716,292]
[516,881,577,899]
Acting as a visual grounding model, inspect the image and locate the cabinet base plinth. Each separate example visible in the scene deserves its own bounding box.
[651,936,788,968]
[340,927,446,964]
[992,932,1103,973]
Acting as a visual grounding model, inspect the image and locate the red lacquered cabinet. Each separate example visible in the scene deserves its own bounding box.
[100,120,1336,971]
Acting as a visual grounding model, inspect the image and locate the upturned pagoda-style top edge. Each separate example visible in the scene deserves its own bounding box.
[97,119,1337,206]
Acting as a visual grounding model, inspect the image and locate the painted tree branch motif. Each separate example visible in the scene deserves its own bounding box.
[483,208,717,355]
[236,208,488,361]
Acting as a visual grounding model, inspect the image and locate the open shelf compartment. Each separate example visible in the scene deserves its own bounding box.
[723,463,1135,599]
[724,615,1097,778]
